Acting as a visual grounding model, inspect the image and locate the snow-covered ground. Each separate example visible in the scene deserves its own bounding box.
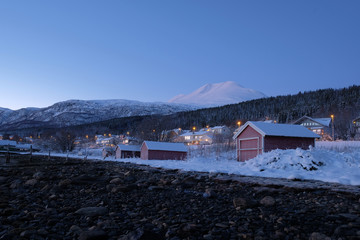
[35,141,360,186]
[316,140,360,152]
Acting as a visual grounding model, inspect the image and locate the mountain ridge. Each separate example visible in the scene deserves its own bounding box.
[0,81,267,131]
[0,99,197,131]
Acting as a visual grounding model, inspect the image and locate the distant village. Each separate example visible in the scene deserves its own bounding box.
[1,115,360,162]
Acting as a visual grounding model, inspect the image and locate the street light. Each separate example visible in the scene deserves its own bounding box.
[331,115,334,141]
[192,126,196,132]
[237,121,241,127]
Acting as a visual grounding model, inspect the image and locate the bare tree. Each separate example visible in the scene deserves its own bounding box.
[55,131,76,152]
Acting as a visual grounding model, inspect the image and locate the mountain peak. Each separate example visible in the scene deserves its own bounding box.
[168,81,266,106]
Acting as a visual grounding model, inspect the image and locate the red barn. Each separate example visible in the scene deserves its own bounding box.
[233,121,320,162]
[141,141,187,160]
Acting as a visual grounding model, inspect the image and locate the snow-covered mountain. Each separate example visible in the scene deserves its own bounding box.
[0,99,196,131]
[0,82,266,131]
[168,81,266,106]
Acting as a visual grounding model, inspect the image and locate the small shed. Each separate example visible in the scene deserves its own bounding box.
[233,121,320,162]
[141,141,187,160]
[115,144,141,159]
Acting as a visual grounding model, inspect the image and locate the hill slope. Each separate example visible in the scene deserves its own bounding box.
[0,99,195,131]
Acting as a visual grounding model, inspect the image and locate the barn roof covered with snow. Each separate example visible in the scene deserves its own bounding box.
[142,141,187,152]
[233,121,320,139]
[117,144,141,151]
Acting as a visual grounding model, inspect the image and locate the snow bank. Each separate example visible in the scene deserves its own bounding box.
[108,147,360,186]
[317,141,360,153]
[36,142,360,186]
[240,148,360,185]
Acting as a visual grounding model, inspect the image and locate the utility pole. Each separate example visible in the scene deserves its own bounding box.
[331,115,335,141]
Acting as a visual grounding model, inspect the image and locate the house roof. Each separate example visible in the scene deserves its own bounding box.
[117,144,141,152]
[180,131,211,137]
[313,118,331,127]
[293,116,331,127]
[142,141,187,152]
[212,126,226,129]
[0,140,17,146]
[233,121,320,139]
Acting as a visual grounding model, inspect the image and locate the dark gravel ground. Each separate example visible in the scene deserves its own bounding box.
[1,156,360,240]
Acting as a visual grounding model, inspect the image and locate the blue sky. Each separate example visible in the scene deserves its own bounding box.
[1,1,359,110]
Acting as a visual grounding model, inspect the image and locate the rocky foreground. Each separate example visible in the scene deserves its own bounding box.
[1,156,360,240]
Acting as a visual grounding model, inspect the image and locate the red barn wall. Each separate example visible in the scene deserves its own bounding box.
[236,125,263,162]
[148,150,187,160]
[264,136,315,151]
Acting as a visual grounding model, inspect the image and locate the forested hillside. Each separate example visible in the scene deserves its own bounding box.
[156,85,360,139]
[8,85,360,140]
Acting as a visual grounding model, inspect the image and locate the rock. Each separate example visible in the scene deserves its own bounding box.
[37,228,49,236]
[75,207,108,217]
[10,179,22,189]
[69,225,82,235]
[72,175,98,185]
[119,227,164,240]
[233,197,257,209]
[203,189,217,198]
[215,223,228,228]
[338,213,359,221]
[260,196,275,206]
[309,232,331,240]
[0,176,8,183]
[334,224,357,237]
[33,172,45,180]
[20,230,36,237]
[109,178,122,184]
[111,184,137,193]
[24,179,38,186]
[2,208,15,216]
[171,179,181,185]
[182,176,197,187]
[124,175,137,183]
[58,179,72,187]
[79,230,108,240]
[148,186,164,191]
